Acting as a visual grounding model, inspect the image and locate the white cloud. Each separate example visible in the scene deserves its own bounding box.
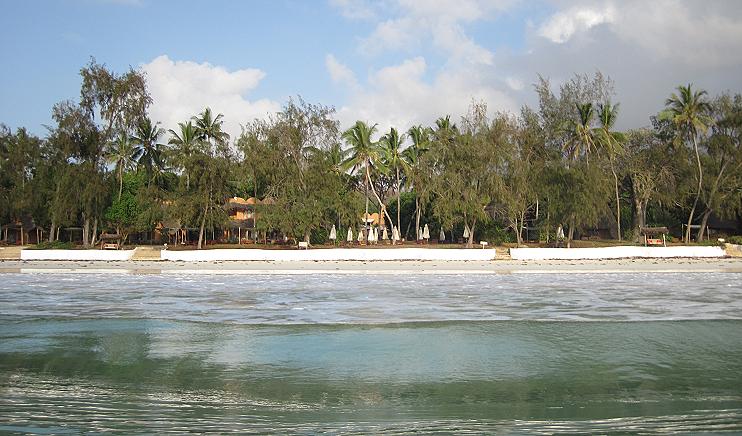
[141,55,280,141]
[329,0,742,134]
[331,55,518,135]
[538,4,615,43]
[326,54,358,88]
[536,1,742,66]
[351,0,510,65]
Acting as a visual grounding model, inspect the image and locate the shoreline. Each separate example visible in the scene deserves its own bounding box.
[2,258,741,274]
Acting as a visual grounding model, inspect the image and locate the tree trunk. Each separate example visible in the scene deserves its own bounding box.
[365,165,394,231]
[567,215,575,248]
[466,220,476,248]
[118,166,124,200]
[364,167,370,244]
[198,203,208,249]
[697,209,712,241]
[83,214,90,247]
[696,162,728,242]
[514,219,523,245]
[48,221,56,243]
[611,161,621,241]
[405,197,418,240]
[415,199,421,241]
[684,135,703,243]
[395,167,401,245]
[90,218,99,247]
[632,197,646,243]
[254,177,258,242]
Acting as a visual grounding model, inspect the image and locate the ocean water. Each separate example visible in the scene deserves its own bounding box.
[1,272,741,434]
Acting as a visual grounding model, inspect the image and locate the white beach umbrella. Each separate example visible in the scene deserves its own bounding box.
[463,225,470,239]
[418,227,423,240]
[357,228,364,242]
[423,224,430,240]
[382,227,388,240]
[329,225,337,241]
[347,227,353,242]
[439,228,445,242]
[392,226,400,241]
[371,227,378,242]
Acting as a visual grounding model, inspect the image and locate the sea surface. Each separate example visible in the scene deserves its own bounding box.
[1,272,741,434]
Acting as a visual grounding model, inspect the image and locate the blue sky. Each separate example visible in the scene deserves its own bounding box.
[2,0,742,139]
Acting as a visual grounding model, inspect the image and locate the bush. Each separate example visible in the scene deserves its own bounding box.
[31,241,74,250]
[310,227,329,245]
[726,235,742,245]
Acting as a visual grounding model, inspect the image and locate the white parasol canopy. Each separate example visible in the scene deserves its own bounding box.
[358,228,364,242]
[439,228,445,242]
[423,224,430,239]
[392,226,400,241]
[382,227,388,240]
[347,227,353,242]
[417,227,423,240]
[463,225,470,239]
[329,225,337,240]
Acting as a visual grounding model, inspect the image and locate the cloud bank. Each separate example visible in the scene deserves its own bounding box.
[141,55,280,141]
[328,0,742,133]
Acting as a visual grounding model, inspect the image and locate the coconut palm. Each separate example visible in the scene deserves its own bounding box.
[131,117,166,182]
[595,101,625,240]
[106,134,135,200]
[168,121,201,189]
[664,84,712,242]
[341,121,390,240]
[380,127,408,242]
[193,107,230,155]
[563,102,597,164]
[404,125,432,239]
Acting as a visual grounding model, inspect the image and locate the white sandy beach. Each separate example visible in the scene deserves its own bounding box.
[1,257,741,274]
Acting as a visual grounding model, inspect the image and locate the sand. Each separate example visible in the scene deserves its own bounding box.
[1,258,741,274]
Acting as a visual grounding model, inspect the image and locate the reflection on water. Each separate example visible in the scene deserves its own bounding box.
[1,273,742,433]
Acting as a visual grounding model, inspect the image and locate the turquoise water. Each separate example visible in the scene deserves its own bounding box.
[1,273,741,433]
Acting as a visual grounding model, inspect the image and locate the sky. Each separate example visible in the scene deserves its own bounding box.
[2,0,742,141]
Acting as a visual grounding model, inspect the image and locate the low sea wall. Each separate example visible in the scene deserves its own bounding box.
[20,249,135,261]
[161,248,498,262]
[509,246,726,260]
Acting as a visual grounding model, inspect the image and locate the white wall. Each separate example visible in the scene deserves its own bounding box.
[21,249,134,261]
[161,248,497,262]
[509,246,726,260]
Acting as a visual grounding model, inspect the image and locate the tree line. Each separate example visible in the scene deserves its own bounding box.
[1,61,741,249]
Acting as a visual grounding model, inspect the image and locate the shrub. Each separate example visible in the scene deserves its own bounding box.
[310,227,329,245]
[31,241,74,250]
[727,235,742,245]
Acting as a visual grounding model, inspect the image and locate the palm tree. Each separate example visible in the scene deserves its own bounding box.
[380,127,407,243]
[193,107,230,155]
[563,102,597,164]
[595,101,625,240]
[106,134,135,200]
[664,84,712,243]
[405,125,432,239]
[341,121,390,241]
[131,117,166,182]
[168,121,200,189]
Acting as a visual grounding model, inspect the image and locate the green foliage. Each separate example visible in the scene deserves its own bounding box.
[4,61,742,250]
[30,241,74,250]
[727,235,742,245]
